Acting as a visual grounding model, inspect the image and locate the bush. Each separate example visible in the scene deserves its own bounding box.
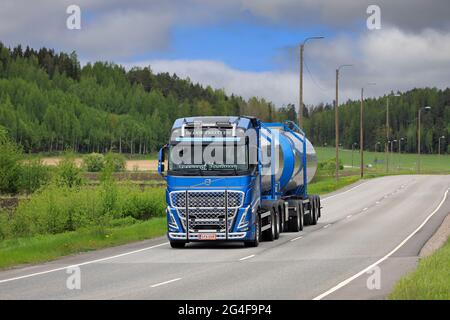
[55,154,84,188]
[6,183,165,239]
[118,186,166,220]
[104,152,126,172]
[83,153,105,172]
[19,159,52,194]
[0,127,23,194]
[317,158,344,177]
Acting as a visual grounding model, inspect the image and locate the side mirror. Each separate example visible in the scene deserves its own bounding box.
[158,144,168,178]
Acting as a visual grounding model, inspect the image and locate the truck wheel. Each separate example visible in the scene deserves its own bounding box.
[304,200,313,226]
[289,201,303,232]
[317,197,322,218]
[244,214,260,247]
[263,208,276,241]
[274,208,280,240]
[170,241,186,248]
[311,196,318,225]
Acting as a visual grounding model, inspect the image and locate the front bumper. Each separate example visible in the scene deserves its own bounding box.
[168,231,248,241]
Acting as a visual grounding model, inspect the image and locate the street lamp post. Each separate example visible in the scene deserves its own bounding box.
[299,36,324,128]
[360,83,376,178]
[375,141,381,171]
[391,139,397,170]
[438,136,445,155]
[335,64,352,181]
[352,142,357,168]
[398,137,405,170]
[386,94,400,173]
[417,106,431,173]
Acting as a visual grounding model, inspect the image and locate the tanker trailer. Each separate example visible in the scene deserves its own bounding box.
[158,116,321,248]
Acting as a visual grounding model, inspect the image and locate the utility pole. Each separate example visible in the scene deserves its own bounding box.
[391,139,397,170]
[399,137,405,170]
[386,97,389,173]
[360,83,376,178]
[386,94,400,173]
[335,64,352,181]
[417,106,431,173]
[438,136,445,155]
[299,36,324,128]
[352,143,357,168]
[360,88,364,178]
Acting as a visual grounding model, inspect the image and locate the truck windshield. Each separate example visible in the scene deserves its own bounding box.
[168,143,249,175]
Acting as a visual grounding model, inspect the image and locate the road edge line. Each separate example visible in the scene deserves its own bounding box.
[313,188,450,300]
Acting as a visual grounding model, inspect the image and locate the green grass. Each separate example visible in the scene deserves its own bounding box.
[389,237,450,299]
[315,147,450,174]
[0,217,166,270]
[308,174,361,195]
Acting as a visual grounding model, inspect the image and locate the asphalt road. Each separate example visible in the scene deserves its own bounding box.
[0,175,449,300]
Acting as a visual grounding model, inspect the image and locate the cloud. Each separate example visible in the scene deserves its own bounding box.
[124,59,301,107]
[240,0,450,31]
[1,0,450,61]
[123,27,450,107]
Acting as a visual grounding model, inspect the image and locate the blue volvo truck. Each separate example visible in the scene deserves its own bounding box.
[158,116,320,248]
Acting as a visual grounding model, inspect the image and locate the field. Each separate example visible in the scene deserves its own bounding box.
[315,147,450,174]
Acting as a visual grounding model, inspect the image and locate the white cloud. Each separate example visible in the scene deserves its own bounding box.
[123,27,450,107]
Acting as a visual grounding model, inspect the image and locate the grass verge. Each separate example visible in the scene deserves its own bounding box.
[389,237,450,299]
[308,175,361,195]
[0,217,166,270]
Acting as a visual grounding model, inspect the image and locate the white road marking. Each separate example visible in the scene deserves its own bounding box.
[150,278,181,288]
[375,201,380,204]
[290,236,303,242]
[346,215,352,219]
[0,242,169,284]
[362,207,368,211]
[321,182,367,202]
[313,188,450,300]
[323,224,331,229]
[239,254,255,261]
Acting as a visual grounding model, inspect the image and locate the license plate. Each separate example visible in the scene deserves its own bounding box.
[199,233,216,240]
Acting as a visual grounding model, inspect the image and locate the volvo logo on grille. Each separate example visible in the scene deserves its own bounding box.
[204,179,211,185]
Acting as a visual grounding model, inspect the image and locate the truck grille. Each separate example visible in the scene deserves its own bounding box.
[169,190,244,232]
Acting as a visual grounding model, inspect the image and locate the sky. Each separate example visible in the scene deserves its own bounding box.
[1,0,450,107]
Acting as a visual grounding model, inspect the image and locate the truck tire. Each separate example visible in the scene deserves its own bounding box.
[289,200,303,232]
[244,214,260,247]
[304,200,313,226]
[274,208,280,240]
[311,196,318,225]
[263,208,276,241]
[317,196,322,218]
[170,241,186,248]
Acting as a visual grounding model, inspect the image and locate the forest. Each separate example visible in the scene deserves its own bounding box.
[0,43,448,154]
